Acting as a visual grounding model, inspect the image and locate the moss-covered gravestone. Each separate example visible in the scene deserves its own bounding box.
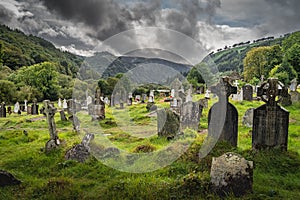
[208,77,238,147]
[253,78,289,150]
[157,108,180,139]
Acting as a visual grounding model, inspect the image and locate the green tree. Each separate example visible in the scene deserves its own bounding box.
[243,46,283,81]
[269,59,298,85]
[0,80,17,103]
[283,31,300,51]
[187,66,205,88]
[285,43,300,78]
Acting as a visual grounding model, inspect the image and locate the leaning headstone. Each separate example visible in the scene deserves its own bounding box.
[180,101,201,131]
[43,100,60,152]
[210,152,253,197]
[65,133,95,163]
[253,78,289,150]
[0,170,21,187]
[242,84,253,101]
[59,110,68,121]
[14,102,20,113]
[208,77,238,147]
[290,78,297,92]
[242,108,254,128]
[157,108,180,139]
[67,99,80,132]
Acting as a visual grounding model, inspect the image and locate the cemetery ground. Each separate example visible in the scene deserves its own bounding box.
[0,96,300,199]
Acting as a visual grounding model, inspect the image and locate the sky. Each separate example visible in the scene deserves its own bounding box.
[0,0,299,61]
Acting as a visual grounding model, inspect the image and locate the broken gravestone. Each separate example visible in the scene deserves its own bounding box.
[43,100,60,152]
[0,170,21,187]
[253,78,289,150]
[65,133,95,163]
[208,77,238,147]
[157,108,180,139]
[210,152,253,197]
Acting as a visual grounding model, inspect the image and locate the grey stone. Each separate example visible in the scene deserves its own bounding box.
[210,152,253,197]
[31,101,39,115]
[242,108,254,128]
[290,91,300,103]
[0,170,21,187]
[242,84,253,101]
[180,101,201,131]
[65,133,94,163]
[0,102,6,118]
[59,110,67,121]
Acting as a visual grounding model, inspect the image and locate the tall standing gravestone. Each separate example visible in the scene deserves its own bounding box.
[31,101,39,115]
[253,79,289,150]
[43,100,60,152]
[208,77,238,147]
[242,84,253,101]
[90,87,105,121]
[180,101,201,131]
[0,102,6,118]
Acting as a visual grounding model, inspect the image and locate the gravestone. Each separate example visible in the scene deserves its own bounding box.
[86,96,92,106]
[7,106,12,115]
[128,92,133,105]
[104,97,110,105]
[180,101,201,131]
[63,99,68,110]
[149,90,155,103]
[24,100,28,112]
[242,84,253,101]
[204,90,210,99]
[65,133,95,163]
[27,106,31,115]
[290,91,300,103]
[67,99,80,132]
[0,170,21,187]
[290,78,297,92]
[157,108,180,139]
[43,100,60,152]
[90,87,105,121]
[242,108,254,128]
[208,77,238,147]
[0,102,6,118]
[31,101,39,115]
[210,152,253,197]
[58,98,62,108]
[253,78,289,150]
[142,94,147,103]
[59,110,67,121]
[14,102,19,113]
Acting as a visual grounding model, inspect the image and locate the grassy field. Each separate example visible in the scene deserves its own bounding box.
[0,98,299,199]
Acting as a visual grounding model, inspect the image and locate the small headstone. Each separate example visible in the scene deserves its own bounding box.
[208,77,238,147]
[59,110,68,121]
[141,94,147,103]
[149,90,155,103]
[31,101,39,115]
[170,89,175,98]
[290,91,300,104]
[27,106,32,115]
[242,84,253,101]
[0,102,6,118]
[157,108,180,139]
[290,78,297,92]
[44,100,60,152]
[65,133,94,162]
[180,101,201,131]
[86,96,92,106]
[58,98,62,108]
[242,108,254,127]
[135,95,141,102]
[7,106,12,115]
[0,170,21,187]
[63,99,68,110]
[14,102,20,113]
[104,97,110,105]
[253,78,289,150]
[90,87,105,121]
[210,152,253,197]
[24,100,28,112]
[204,90,210,99]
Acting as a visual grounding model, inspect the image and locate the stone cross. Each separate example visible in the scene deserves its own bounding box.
[208,77,238,146]
[43,100,60,152]
[253,78,289,150]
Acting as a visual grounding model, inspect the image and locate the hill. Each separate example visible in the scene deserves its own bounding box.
[0,25,83,77]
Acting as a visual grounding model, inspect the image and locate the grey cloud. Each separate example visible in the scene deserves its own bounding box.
[0,5,15,24]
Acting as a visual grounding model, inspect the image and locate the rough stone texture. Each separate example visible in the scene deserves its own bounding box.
[59,110,68,121]
[0,170,21,187]
[27,106,32,115]
[180,101,201,131]
[242,84,253,101]
[65,133,94,163]
[31,101,39,115]
[253,78,289,150]
[157,108,180,139]
[208,77,238,147]
[242,108,254,128]
[210,152,253,197]
[290,91,300,104]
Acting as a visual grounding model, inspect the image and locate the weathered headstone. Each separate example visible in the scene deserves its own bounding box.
[67,99,80,132]
[24,100,28,112]
[290,78,297,92]
[180,101,201,131]
[7,106,12,115]
[65,133,95,162]
[157,108,180,139]
[210,152,253,197]
[63,99,68,110]
[59,110,68,121]
[242,108,254,128]
[0,102,6,118]
[86,96,92,106]
[253,78,289,150]
[58,98,62,108]
[242,84,253,101]
[43,100,60,152]
[14,102,19,113]
[141,94,147,103]
[208,77,238,147]
[31,101,39,115]
[290,91,300,103]
[128,92,133,105]
[90,87,105,121]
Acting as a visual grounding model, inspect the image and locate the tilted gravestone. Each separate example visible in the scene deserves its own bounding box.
[242,84,253,101]
[157,108,180,139]
[65,133,95,163]
[43,100,60,152]
[208,77,238,147]
[210,152,253,197]
[253,78,289,150]
[59,110,68,121]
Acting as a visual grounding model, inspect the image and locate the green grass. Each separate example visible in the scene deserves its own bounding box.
[0,98,299,199]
